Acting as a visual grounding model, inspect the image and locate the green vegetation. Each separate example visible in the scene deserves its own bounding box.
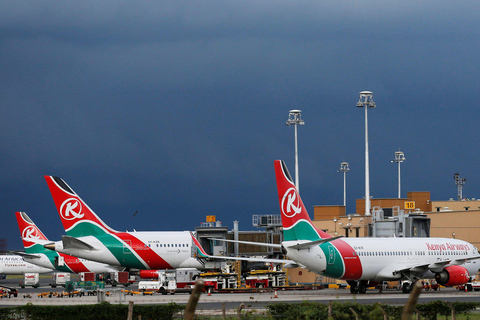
[0,300,478,319]
[267,300,480,320]
[0,302,184,320]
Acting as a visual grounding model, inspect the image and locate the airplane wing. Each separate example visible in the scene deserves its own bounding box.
[451,255,480,264]
[208,236,344,251]
[286,236,344,251]
[12,251,42,259]
[196,233,295,265]
[62,235,96,251]
[389,255,480,277]
[208,238,282,249]
[389,261,452,276]
[207,255,297,266]
[21,238,53,246]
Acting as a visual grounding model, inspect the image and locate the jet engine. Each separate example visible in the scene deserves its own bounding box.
[139,270,160,279]
[434,265,469,286]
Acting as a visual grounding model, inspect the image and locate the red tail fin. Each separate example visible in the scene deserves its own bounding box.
[15,211,48,248]
[274,160,330,240]
[44,176,117,236]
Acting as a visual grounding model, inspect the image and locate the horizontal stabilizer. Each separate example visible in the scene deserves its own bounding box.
[62,236,96,251]
[22,238,53,246]
[287,236,343,250]
[207,238,282,249]
[12,251,42,259]
[207,255,295,265]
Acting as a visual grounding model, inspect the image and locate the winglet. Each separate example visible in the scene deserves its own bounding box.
[190,232,210,258]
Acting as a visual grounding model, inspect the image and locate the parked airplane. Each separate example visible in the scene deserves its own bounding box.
[273,160,480,294]
[15,211,123,274]
[0,254,53,275]
[40,176,292,270]
[41,176,207,270]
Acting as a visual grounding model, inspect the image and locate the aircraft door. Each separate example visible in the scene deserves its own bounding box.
[328,246,336,265]
[123,240,132,254]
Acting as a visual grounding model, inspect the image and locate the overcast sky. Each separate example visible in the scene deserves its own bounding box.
[1,1,480,250]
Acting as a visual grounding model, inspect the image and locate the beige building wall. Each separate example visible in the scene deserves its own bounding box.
[428,209,480,248]
[431,200,480,212]
[287,268,318,285]
[287,267,349,285]
[313,205,345,220]
[312,215,370,238]
[356,191,432,215]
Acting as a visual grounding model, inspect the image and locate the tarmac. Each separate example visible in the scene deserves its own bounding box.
[1,286,479,309]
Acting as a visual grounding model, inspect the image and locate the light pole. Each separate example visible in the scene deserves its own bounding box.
[454,173,466,201]
[286,110,305,192]
[391,151,406,198]
[359,217,364,237]
[338,162,350,208]
[357,91,375,216]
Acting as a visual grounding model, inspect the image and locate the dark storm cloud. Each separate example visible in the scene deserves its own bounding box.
[1,1,480,249]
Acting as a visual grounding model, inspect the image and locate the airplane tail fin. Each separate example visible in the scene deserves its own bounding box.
[44,176,117,237]
[189,232,210,258]
[274,160,330,241]
[15,212,49,253]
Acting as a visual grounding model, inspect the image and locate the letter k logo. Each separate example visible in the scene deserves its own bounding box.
[64,201,78,217]
[22,226,39,239]
[60,198,84,220]
[282,188,302,218]
[286,192,301,215]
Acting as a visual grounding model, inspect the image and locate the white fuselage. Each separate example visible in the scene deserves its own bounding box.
[0,255,53,275]
[284,237,480,281]
[50,231,205,270]
[22,254,122,273]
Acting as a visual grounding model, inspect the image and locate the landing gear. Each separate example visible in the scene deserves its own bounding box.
[358,283,367,294]
[402,281,413,294]
[347,281,368,294]
[348,281,358,294]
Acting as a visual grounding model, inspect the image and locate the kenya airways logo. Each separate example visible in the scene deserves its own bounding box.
[60,198,84,220]
[22,226,40,239]
[281,188,302,218]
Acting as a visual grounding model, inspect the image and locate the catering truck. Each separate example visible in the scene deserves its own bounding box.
[20,273,39,288]
[50,272,70,288]
[138,269,199,295]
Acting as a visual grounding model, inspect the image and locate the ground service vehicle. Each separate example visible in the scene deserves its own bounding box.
[50,272,70,288]
[110,271,134,286]
[138,281,161,293]
[0,285,18,298]
[20,273,39,288]
[79,272,95,281]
